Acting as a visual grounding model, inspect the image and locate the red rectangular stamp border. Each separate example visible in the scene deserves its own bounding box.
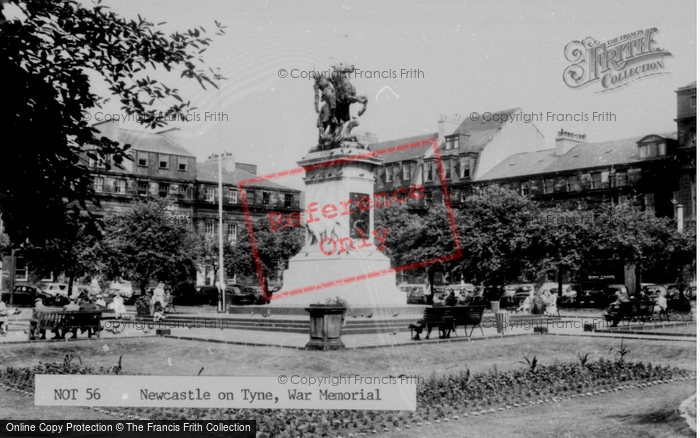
[238,139,461,302]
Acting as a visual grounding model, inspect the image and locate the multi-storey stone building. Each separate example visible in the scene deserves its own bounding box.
[0,120,301,290]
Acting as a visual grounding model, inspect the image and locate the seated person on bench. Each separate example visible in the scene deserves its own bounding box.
[29,298,48,340]
[0,300,17,336]
[654,290,667,315]
[517,291,534,314]
[443,291,458,307]
[602,291,628,327]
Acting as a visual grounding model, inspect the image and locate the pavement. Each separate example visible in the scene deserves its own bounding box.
[0,306,694,348]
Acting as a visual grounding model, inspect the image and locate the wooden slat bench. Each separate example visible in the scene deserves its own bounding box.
[604,300,656,327]
[29,310,102,340]
[409,306,486,340]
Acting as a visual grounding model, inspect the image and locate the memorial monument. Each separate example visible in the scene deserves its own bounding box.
[272,64,405,307]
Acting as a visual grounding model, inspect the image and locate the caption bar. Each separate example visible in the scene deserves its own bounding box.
[35,375,416,411]
[1,421,255,437]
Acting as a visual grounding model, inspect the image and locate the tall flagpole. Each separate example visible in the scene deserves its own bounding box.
[217,67,226,313]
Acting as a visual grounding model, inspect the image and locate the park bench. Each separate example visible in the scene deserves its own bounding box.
[604,300,656,327]
[29,310,102,340]
[409,306,485,340]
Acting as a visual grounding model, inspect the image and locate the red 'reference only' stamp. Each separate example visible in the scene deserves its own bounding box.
[238,139,461,302]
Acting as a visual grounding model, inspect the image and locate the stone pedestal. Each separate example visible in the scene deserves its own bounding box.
[305,305,346,350]
[272,146,405,308]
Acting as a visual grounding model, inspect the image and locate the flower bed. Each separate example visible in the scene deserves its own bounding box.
[0,355,694,437]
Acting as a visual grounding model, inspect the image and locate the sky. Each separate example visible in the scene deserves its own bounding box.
[86,0,696,191]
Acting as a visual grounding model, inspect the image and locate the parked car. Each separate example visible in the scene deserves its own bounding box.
[43,283,69,298]
[404,285,428,305]
[176,285,219,306]
[642,284,667,300]
[2,285,56,306]
[512,285,536,306]
[109,281,134,299]
[229,285,269,305]
[539,283,577,303]
[577,284,627,307]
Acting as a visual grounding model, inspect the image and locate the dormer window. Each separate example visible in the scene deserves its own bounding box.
[638,135,668,158]
[445,135,459,151]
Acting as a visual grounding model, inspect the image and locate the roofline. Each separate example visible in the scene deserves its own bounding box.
[478,156,674,184]
[119,128,195,157]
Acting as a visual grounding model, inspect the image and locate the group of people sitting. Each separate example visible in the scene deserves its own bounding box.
[27,292,128,340]
[602,290,668,327]
[134,283,168,322]
[516,289,558,315]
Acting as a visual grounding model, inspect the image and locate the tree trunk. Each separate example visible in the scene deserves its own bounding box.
[557,266,564,298]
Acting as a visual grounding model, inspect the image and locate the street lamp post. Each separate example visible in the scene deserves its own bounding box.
[217,67,226,313]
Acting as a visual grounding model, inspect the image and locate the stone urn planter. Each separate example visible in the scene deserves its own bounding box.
[305,304,347,350]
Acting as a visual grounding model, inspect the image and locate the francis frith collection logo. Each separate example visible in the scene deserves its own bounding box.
[563,28,672,93]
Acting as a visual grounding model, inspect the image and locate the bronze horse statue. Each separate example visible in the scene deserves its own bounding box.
[313,64,368,150]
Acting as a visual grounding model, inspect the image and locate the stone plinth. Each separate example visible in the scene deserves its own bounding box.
[272,146,406,308]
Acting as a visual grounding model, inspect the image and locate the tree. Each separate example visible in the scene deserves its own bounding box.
[455,186,539,287]
[97,199,200,293]
[0,0,225,248]
[195,235,236,285]
[375,201,461,291]
[523,208,591,295]
[229,217,304,290]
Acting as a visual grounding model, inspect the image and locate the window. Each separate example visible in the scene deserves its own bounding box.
[521,181,530,196]
[601,171,610,188]
[402,163,410,180]
[648,142,658,157]
[616,170,628,187]
[385,166,393,182]
[284,193,293,208]
[658,142,667,156]
[138,181,149,196]
[88,149,108,168]
[444,161,451,180]
[227,223,238,242]
[262,192,270,205]
[178,184,190,199]
[159,154,169,169]
[639,145,648,158]
[94,177,104,193]
[205,222,214,237]
[206,187,216,202]
[178,156,188,171]
[158,183,169,198]
[445,136,458,150]
[644,193,655,213]
[460,156,470,179]
[544,178,554,194]
[137,151,148,167]
[566,175,579,192]
[580,173,592,190]
[115,179,126,194]
[460,189,468,202]
[628,168,642,185]
[425,162,434,182]
[227,189,238,204]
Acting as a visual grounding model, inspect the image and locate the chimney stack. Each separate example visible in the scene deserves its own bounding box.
[206,152,236,173]
[438,114,463,145]
[555,129,587,156]
[158,127,181,147]
[93,119,120,142]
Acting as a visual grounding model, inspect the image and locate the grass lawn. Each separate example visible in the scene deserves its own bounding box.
[0,334,695,435]
[0,335,695,378]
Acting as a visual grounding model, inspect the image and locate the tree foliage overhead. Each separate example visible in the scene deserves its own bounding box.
[0,0,225,247]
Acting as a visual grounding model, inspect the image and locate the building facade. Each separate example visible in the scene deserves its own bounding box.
[0,120,302,290]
